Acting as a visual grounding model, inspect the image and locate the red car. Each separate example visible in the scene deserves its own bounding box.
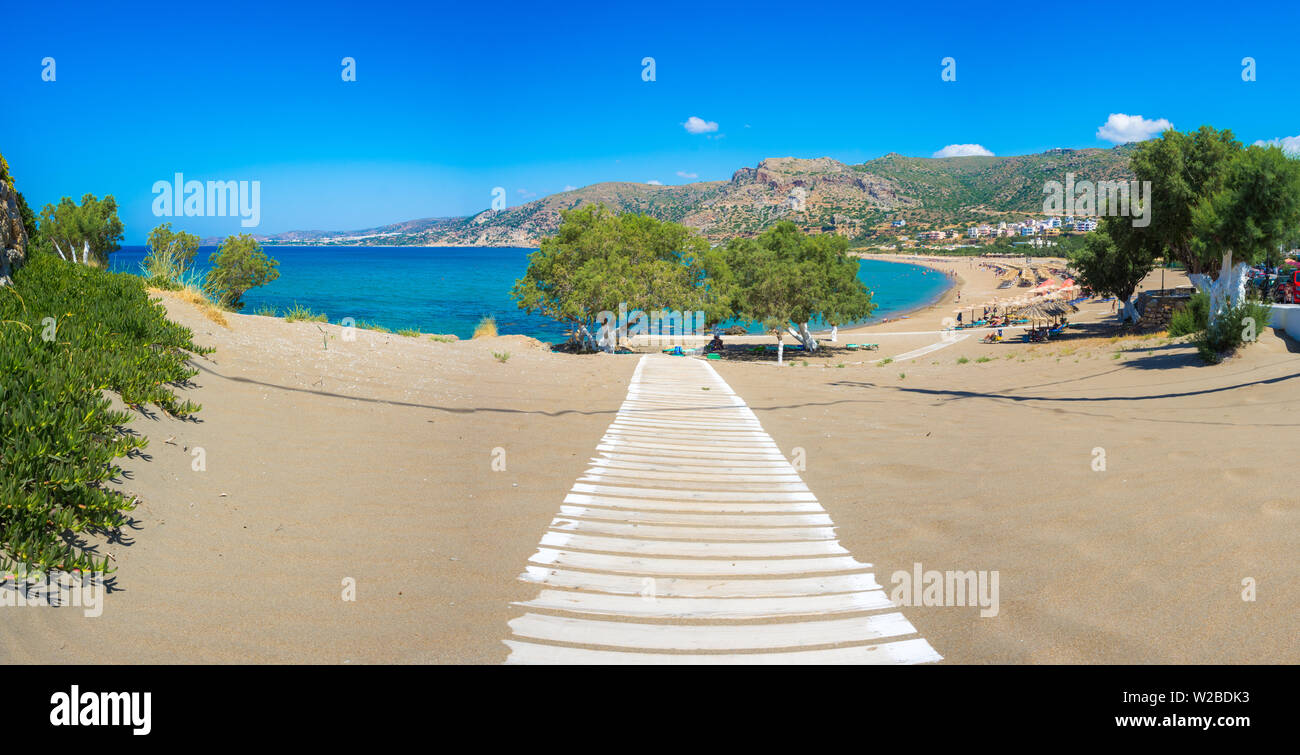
[1278,269,1300,303]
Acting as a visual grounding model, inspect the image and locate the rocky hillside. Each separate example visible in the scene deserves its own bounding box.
[0,155,28,285]
[256,146,1136,247]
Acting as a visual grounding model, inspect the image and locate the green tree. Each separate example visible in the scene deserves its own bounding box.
[1191,144,1300,324]
[1068,219,1157,322]
[36,193,125,266]
[14,192,37,242]
[1,153,38,244]
[144,222,201,283]
[204,234,279,310]
[1130,126,1242,276]
[722,222,875,361]
[511,205,728,349]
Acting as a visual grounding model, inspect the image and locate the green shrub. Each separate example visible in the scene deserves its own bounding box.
[493,351,511,363]
[142,223,200,288]
[204,234,279,310]
[1195,297,1273,362]
[1168,290,1210,336]
[397,328,420,338]
[0,255,210,572]
[283,302,326,323]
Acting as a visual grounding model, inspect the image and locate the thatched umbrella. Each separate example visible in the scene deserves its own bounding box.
[1013,298,1078,325]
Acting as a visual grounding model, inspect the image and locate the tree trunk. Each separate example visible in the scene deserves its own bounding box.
[786,323,818,351]
[777,340,784,364]
[830,324,838,342]
[1118,297,1139,323]
[1209,250,1235,327]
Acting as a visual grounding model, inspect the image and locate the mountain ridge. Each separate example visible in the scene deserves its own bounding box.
[237,145,1137,247]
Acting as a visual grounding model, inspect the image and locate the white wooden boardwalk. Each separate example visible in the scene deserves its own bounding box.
[503,354,941,664]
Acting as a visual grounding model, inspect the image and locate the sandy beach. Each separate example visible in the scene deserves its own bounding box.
[3,260,1296,664]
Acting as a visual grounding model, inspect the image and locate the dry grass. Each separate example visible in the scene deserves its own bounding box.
[472,316,498,339]
[152,285,229,327]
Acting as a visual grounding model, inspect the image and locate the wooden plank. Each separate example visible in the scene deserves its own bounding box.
[518,565,881,597]
[563,493,824,513]
[503,638,943,665]
[527,548,870,576]
[547,518,837,541]
[537,531,847,558]
[507,611,917,650]
[557,505,834,527]
[570,483,815,502]
[579,473,808,490]
[514,588,895,619]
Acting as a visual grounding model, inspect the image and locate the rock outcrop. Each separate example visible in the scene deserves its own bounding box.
[0,155,29,285]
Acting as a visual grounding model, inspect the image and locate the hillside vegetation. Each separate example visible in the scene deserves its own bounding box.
[257,146,1136,247]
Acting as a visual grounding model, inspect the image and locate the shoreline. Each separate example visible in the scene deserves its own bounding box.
[113,246,961,344]
[834,252,964,334]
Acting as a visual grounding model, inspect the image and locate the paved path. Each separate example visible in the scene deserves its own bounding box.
[502,355,941,664]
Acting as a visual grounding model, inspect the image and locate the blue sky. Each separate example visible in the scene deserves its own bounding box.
[3,0,1298,242]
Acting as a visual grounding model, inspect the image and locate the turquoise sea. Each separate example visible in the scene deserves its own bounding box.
[109,246,952,341]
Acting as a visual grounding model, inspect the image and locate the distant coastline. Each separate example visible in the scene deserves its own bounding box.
[112,245,950,341]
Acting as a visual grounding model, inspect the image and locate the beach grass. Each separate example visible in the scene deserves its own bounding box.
[473,316,498,339]
[397,328,421,338]
[492,350,511,363]
[284,303,327,323]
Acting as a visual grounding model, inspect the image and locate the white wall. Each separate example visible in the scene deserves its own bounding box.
[1267,304,1300,341]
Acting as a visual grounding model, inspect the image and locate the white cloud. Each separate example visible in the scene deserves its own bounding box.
[1254,135,1300,156]
[646,179,663,185]
[676,171,698,179]
[1096,113,1172,144]
[683,116,719,135]
[563,185,577,192]
[932,143,994,158]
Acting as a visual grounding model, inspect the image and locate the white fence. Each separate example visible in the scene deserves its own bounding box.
[1267,304,1300,341]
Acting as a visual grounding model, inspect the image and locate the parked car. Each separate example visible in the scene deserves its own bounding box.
[1279,269,1300,303]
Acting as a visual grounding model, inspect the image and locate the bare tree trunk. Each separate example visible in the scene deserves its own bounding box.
[1118,296,1139,323]
[1209,250,1235,326]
